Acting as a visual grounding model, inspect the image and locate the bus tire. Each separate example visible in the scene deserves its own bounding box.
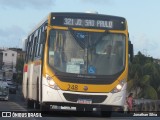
[101,111,112,117]
[101,106,112,117]
[34,101,40,109]
[40,103,50,112]
[27,99,34,109]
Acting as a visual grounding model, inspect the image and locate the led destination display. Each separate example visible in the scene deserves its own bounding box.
[63,18,113,28]
[51,13,126,30]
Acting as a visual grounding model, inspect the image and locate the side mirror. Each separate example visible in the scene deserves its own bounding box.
[129,41,134,62]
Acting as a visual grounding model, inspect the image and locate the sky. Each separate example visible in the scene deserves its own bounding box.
[0,0,160,58]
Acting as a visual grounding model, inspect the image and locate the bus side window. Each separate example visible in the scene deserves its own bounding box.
[31,34,37,61]
[25,39,30,63]
[28,36,33,61]
[39,31,46,57]
[32,36,37,60]
[36,29,41,57]
[34,30,40,58]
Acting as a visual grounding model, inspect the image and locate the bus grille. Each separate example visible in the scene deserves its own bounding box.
[63,93,107,103]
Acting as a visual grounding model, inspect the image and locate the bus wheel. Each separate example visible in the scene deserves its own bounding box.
[27,99,34,109]
[101,111,112,117]
[101,106,112,117]
[34,101,40,109]
[40,103,50,113]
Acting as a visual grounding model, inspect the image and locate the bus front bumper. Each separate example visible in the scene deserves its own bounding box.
[42,83,127,109]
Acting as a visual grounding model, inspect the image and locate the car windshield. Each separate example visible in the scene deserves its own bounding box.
[48,29,125,75]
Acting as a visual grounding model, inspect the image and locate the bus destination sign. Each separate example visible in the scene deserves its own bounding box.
[63,18,113,29]
[51,14,126,30]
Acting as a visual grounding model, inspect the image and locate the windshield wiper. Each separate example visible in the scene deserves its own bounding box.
[69,28,86,49]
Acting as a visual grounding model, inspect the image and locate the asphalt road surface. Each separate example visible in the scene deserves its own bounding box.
[0,86,159,120]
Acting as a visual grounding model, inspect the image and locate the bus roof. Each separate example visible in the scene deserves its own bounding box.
[50,12,126,20]
[50,12,126,30]
[27,12,126,37]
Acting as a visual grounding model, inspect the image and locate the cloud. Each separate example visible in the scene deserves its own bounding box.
[80,0,113,5]
[131,33,159,58]
[0,0,55,10]
[0,26,26,48]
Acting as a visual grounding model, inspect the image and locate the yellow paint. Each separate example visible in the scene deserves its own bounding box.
[25,13,129,93]
[43,62,128,93]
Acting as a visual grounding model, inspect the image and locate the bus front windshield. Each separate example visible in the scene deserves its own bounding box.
[48,29,125,76]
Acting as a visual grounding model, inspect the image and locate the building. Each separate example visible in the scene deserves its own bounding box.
[9,48,25,60]
[0,48,25,78]
[154,59,160,65]
[2,49,17,69]
[0,50,3,70]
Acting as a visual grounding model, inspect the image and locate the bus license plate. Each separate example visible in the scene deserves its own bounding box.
[77,99,92,104]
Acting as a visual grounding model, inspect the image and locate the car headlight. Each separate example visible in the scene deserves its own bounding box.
[111,79,126,93]
[46,74,60,90]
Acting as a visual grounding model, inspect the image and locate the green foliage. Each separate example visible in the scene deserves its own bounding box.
[140,75,150,87]
[138,85,158,100]
[16,58,24,72]
[128,51,160,99]
[16,58,24,84]
[127,79,134,92]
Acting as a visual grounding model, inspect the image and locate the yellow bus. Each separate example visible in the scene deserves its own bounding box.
[22,12,133,116]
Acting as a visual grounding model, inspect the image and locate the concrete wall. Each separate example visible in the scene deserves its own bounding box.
[2,50,17,66]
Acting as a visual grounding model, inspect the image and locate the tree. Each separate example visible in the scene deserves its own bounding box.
[128,51,159,99]
[16,58,24,84]
[138,75,158,99]
[128,63,142,98]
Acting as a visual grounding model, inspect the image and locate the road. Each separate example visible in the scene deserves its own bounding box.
[0,86,159,120]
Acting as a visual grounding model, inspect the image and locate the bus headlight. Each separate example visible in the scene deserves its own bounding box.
[111,80,126,93]
[116,84,122,90]
[46,75,60,90]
